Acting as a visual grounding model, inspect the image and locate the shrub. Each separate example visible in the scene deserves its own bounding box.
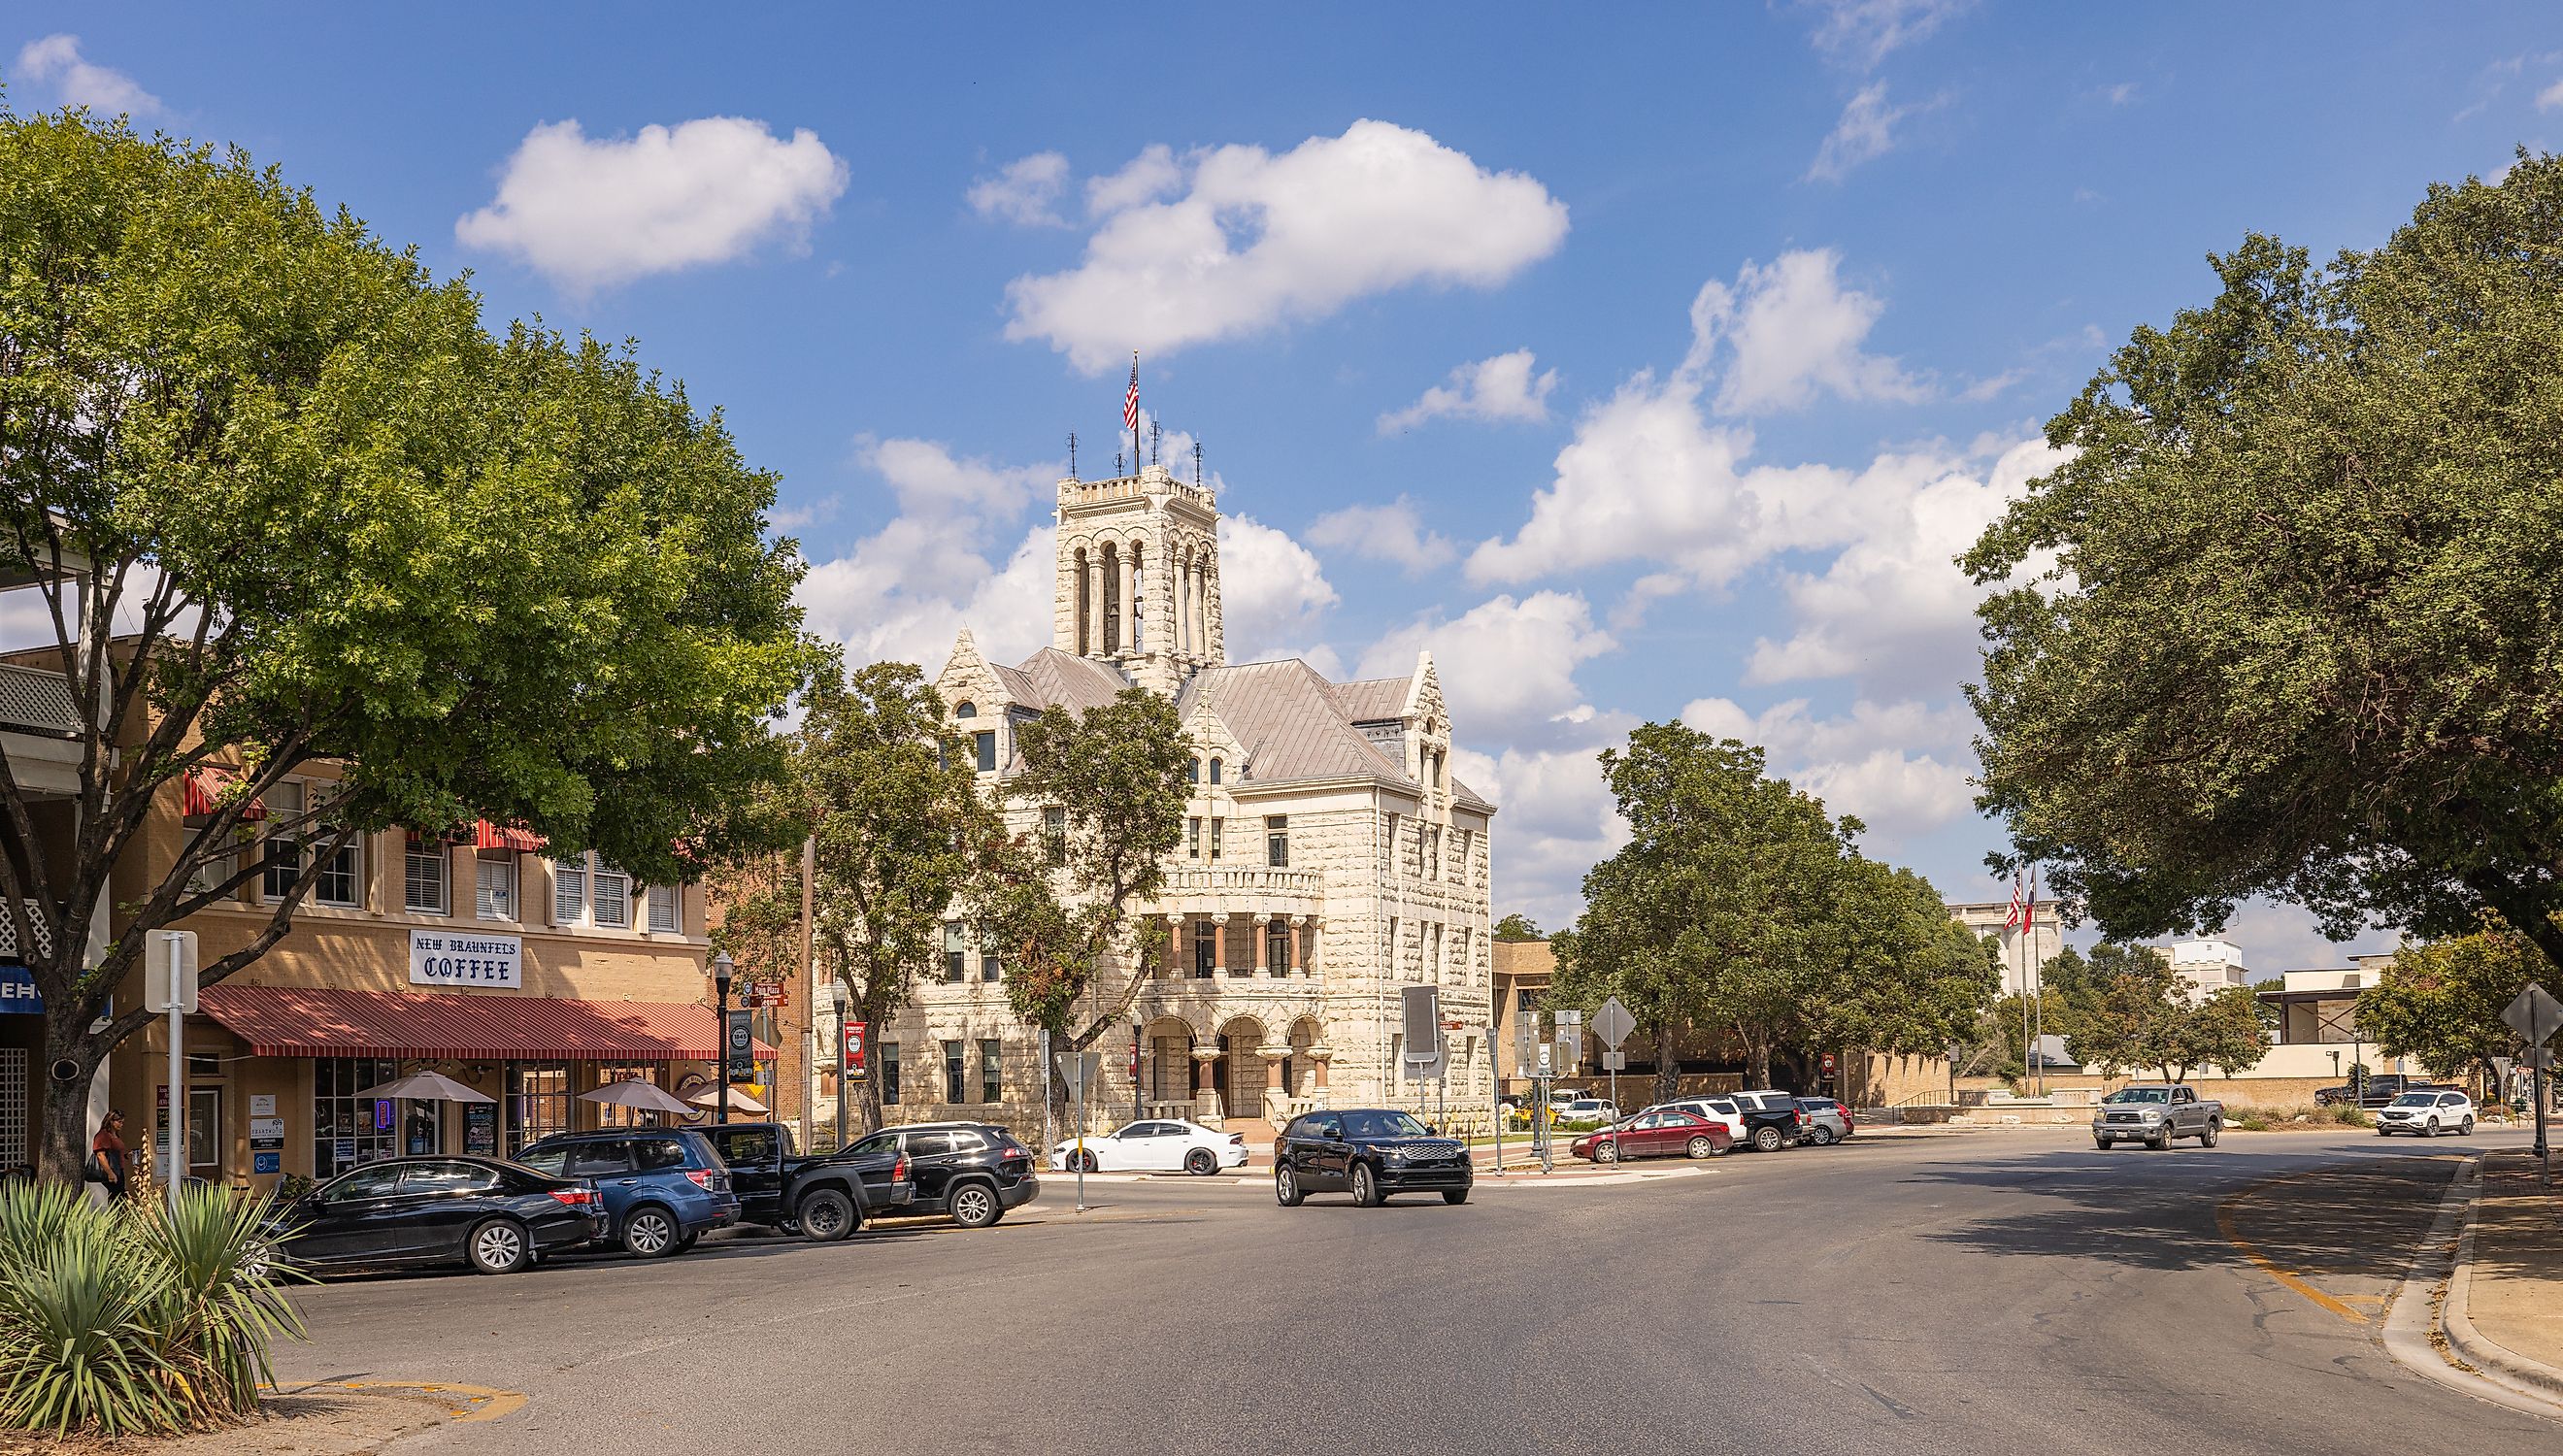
[0,1180,304,1437]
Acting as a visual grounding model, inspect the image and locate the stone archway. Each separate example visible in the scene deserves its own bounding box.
[1215,1016,1267,1120]
[1284,1017,1323,1101]
[1144,1017,1197,1106]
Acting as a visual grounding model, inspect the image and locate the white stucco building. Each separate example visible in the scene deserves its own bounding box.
[865,460,1495,1141]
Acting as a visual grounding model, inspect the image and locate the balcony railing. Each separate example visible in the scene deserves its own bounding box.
[0,901,57,959]
[0,664,78,739]
[1157,866,1323,899]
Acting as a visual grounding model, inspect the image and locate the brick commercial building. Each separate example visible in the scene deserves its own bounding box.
[855,460,1497,1145]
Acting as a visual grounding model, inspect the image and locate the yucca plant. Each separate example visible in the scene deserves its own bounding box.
[133,1182,306,1417]
[0,1180,183,1437]
[0,1179,308,1436]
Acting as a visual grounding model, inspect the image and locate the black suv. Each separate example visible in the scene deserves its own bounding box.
[2313,1074,2445,1109]
[1729,1089,1806,1152]
[841,1122,1040,1228]
[1274,1108,1472,1207]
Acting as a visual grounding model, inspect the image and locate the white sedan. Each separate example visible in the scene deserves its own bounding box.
[1050,1119,1248,1175]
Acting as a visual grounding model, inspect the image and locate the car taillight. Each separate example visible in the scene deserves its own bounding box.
[1795,1110,1807,1125]
[549,1188,593,1208]
[892,1154,910,1182]
[684,1169,715,1189]
[1229,1134,1246,1145]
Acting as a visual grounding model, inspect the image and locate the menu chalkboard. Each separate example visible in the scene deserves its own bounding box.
[464,1102,497,1156]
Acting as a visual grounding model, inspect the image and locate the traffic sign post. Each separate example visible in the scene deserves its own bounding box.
[147,931,198,1212]
[1594,998,1634,1123]
[1056,1050,1103,1210]
[2503,984,2563,1182]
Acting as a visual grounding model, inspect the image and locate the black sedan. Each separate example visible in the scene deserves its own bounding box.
[1274,1108,1472,1207]
[265,1156,605,1275]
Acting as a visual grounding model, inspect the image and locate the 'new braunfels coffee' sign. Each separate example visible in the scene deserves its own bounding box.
[409,930,523,989]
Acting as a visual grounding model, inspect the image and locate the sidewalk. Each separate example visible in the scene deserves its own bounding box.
[2444,1149,2563,1404]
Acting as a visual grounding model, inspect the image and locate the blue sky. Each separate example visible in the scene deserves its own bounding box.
[12,4,2559,962]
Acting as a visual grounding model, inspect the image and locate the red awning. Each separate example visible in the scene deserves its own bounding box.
[182,765,267,821]
[473,820,548,852]
[196,985,779,1062]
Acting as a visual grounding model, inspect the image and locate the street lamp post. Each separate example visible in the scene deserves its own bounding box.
[1129,1009,1144,1125]
[712,950,735,1126]
[832,979,850,1150]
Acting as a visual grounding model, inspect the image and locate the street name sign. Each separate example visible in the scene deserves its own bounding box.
[1601,1051,1626,1071]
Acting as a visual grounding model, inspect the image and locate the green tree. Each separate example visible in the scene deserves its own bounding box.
[1963,151,2563,976]
[0,111,808,1180]
[1553,723,1994,1095]
[979,688,1190,1117]
[1492,913,1544,942]
[2047,944,2269,1080]
[706,661,996,1140]
[2356,923,2537,1091]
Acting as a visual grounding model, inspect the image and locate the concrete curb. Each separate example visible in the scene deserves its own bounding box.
[2440,1160,2563,1407]
[2379,1152,2563,1422]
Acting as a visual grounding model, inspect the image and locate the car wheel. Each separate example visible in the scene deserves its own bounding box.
[1350,1162,1382,1208]
[2427,1116,2441,1136]
[2463,1116,2477,1136]
[467,1218,529,1275]
[1442,1188,1469,1205]
[1686,1136,1714,1160]
[798,1187,857,1242]
[949,1180,1001,1230]
[2378,1126,2393,1137]
[2200,1120,2219,1148]
[1276,1166,1305,1207]
[1751,1126,1784,1153]
[621,1206,680,1258]
[2095,1137,2111,1150]
[2148,1129,2171,1150]
[1594,1141,1619,1164]
[1071,1149,1100,1174]
[1809,1126,1837,1146]
[1184,1147,1218,1175]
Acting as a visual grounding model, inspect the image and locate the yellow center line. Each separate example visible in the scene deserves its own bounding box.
[2212,1167,2437,1327]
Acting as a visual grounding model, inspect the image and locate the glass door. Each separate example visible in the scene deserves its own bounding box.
[186,1087,221,1183]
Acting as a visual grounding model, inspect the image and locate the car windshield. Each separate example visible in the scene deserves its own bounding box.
[2389,1093,2435,1107]
[2105,1087,2171,1104]
[1342,1110,1432,1140]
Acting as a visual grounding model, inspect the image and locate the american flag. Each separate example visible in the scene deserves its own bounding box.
[2002,872,2025,932]
[1123,354,1141,432]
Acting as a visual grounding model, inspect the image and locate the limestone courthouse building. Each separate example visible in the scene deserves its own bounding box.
[884,458,1497,1142]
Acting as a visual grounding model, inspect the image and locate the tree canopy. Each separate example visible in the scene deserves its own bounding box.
[0,109,808,1177]
[1551,722,1994,1097]
[2356,922,2537,1089]
[2045,944,2269,1081]
[1963,150,2563,973]
[705,660,994,1138]
[979,687,1190,1042]
[1492,913,1543,943]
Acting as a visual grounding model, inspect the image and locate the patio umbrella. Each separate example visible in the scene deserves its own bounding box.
[579,1080,697,1117]
[352,1071,493,1104]
[686,1085,769,1115]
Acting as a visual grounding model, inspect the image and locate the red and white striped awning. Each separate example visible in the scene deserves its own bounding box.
[198,984,776,1062]
[473,820,548,852]
[181,765,266,821]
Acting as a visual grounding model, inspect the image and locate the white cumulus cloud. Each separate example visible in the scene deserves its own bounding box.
[1679,695,1979,846]
[1689,248,1924,414]
[1306,497,1457,576]
[2541,77,2563,111]
[1217,514,1340,664]
[1003,120,1569,373]
[14,34,158,116]
[456,116,849,292]
[1808,83,1938,182]
[968,151,1071,227]
[1378,348,1558,432]
[1357,592,1616,741]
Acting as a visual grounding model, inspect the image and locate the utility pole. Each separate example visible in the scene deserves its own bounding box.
[163,931,185,1212]
[800,835,816,1149]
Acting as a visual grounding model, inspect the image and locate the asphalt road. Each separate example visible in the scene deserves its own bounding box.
[272,1127,2558,1455]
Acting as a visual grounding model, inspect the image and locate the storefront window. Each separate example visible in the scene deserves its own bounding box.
[313,1057,400,1176]
[509,1064,572,1152]
[593,1065,659,1126]
[402,1097,441,1156]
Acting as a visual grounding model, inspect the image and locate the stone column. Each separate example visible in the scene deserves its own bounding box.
[1125,546,1143,656]
[1164,912,1184,980]
[1294,915,1314,977]
[1087,547,1107,657]
[1311,1045,1333,1094]
[1258,1045,1290,1119]
[1252,912,1269,976]
[1212,911,1230,976]
[1192,1045,1224,1121]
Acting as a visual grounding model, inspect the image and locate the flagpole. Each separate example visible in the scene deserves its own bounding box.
[1129,351,1141,475]
[2028,871,2045,1097]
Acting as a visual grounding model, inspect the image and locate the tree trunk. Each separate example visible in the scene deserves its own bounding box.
[1748,1037,1773,1090]
[36,1028,102,1185]
[855,1014,884,1137]
[1651,1023,1680,1107]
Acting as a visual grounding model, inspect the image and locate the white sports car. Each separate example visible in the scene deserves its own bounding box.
[1050,1118,1248,1175]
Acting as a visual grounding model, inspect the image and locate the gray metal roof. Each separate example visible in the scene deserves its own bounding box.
[1328,677,1413,724]
[1181,659,1410,785]
[1009,648,1129,714]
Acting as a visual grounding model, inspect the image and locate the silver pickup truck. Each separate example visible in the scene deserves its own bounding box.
[2092,1083,2222,1149]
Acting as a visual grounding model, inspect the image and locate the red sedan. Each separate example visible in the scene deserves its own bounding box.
[1573,1109,1732,1164]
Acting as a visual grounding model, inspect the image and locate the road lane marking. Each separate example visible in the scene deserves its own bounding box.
[2214,1172,2386,1326]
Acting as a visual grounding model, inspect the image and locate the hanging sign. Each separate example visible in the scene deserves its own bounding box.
[0,963,41,1013]
[410,930,522,989]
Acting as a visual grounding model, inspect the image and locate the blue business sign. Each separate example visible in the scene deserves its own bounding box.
[0,963,39,1014]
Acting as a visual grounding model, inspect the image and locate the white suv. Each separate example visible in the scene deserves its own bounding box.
[1654,1097,1747,1142]
[2377,1089,2475,1137]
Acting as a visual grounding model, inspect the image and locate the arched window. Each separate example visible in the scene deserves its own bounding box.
[955,702,976,718]
[1189,757,1201,783]
[1209,757,1223,784]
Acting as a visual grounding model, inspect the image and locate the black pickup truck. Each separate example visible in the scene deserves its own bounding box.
[694,1122,915,1241]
